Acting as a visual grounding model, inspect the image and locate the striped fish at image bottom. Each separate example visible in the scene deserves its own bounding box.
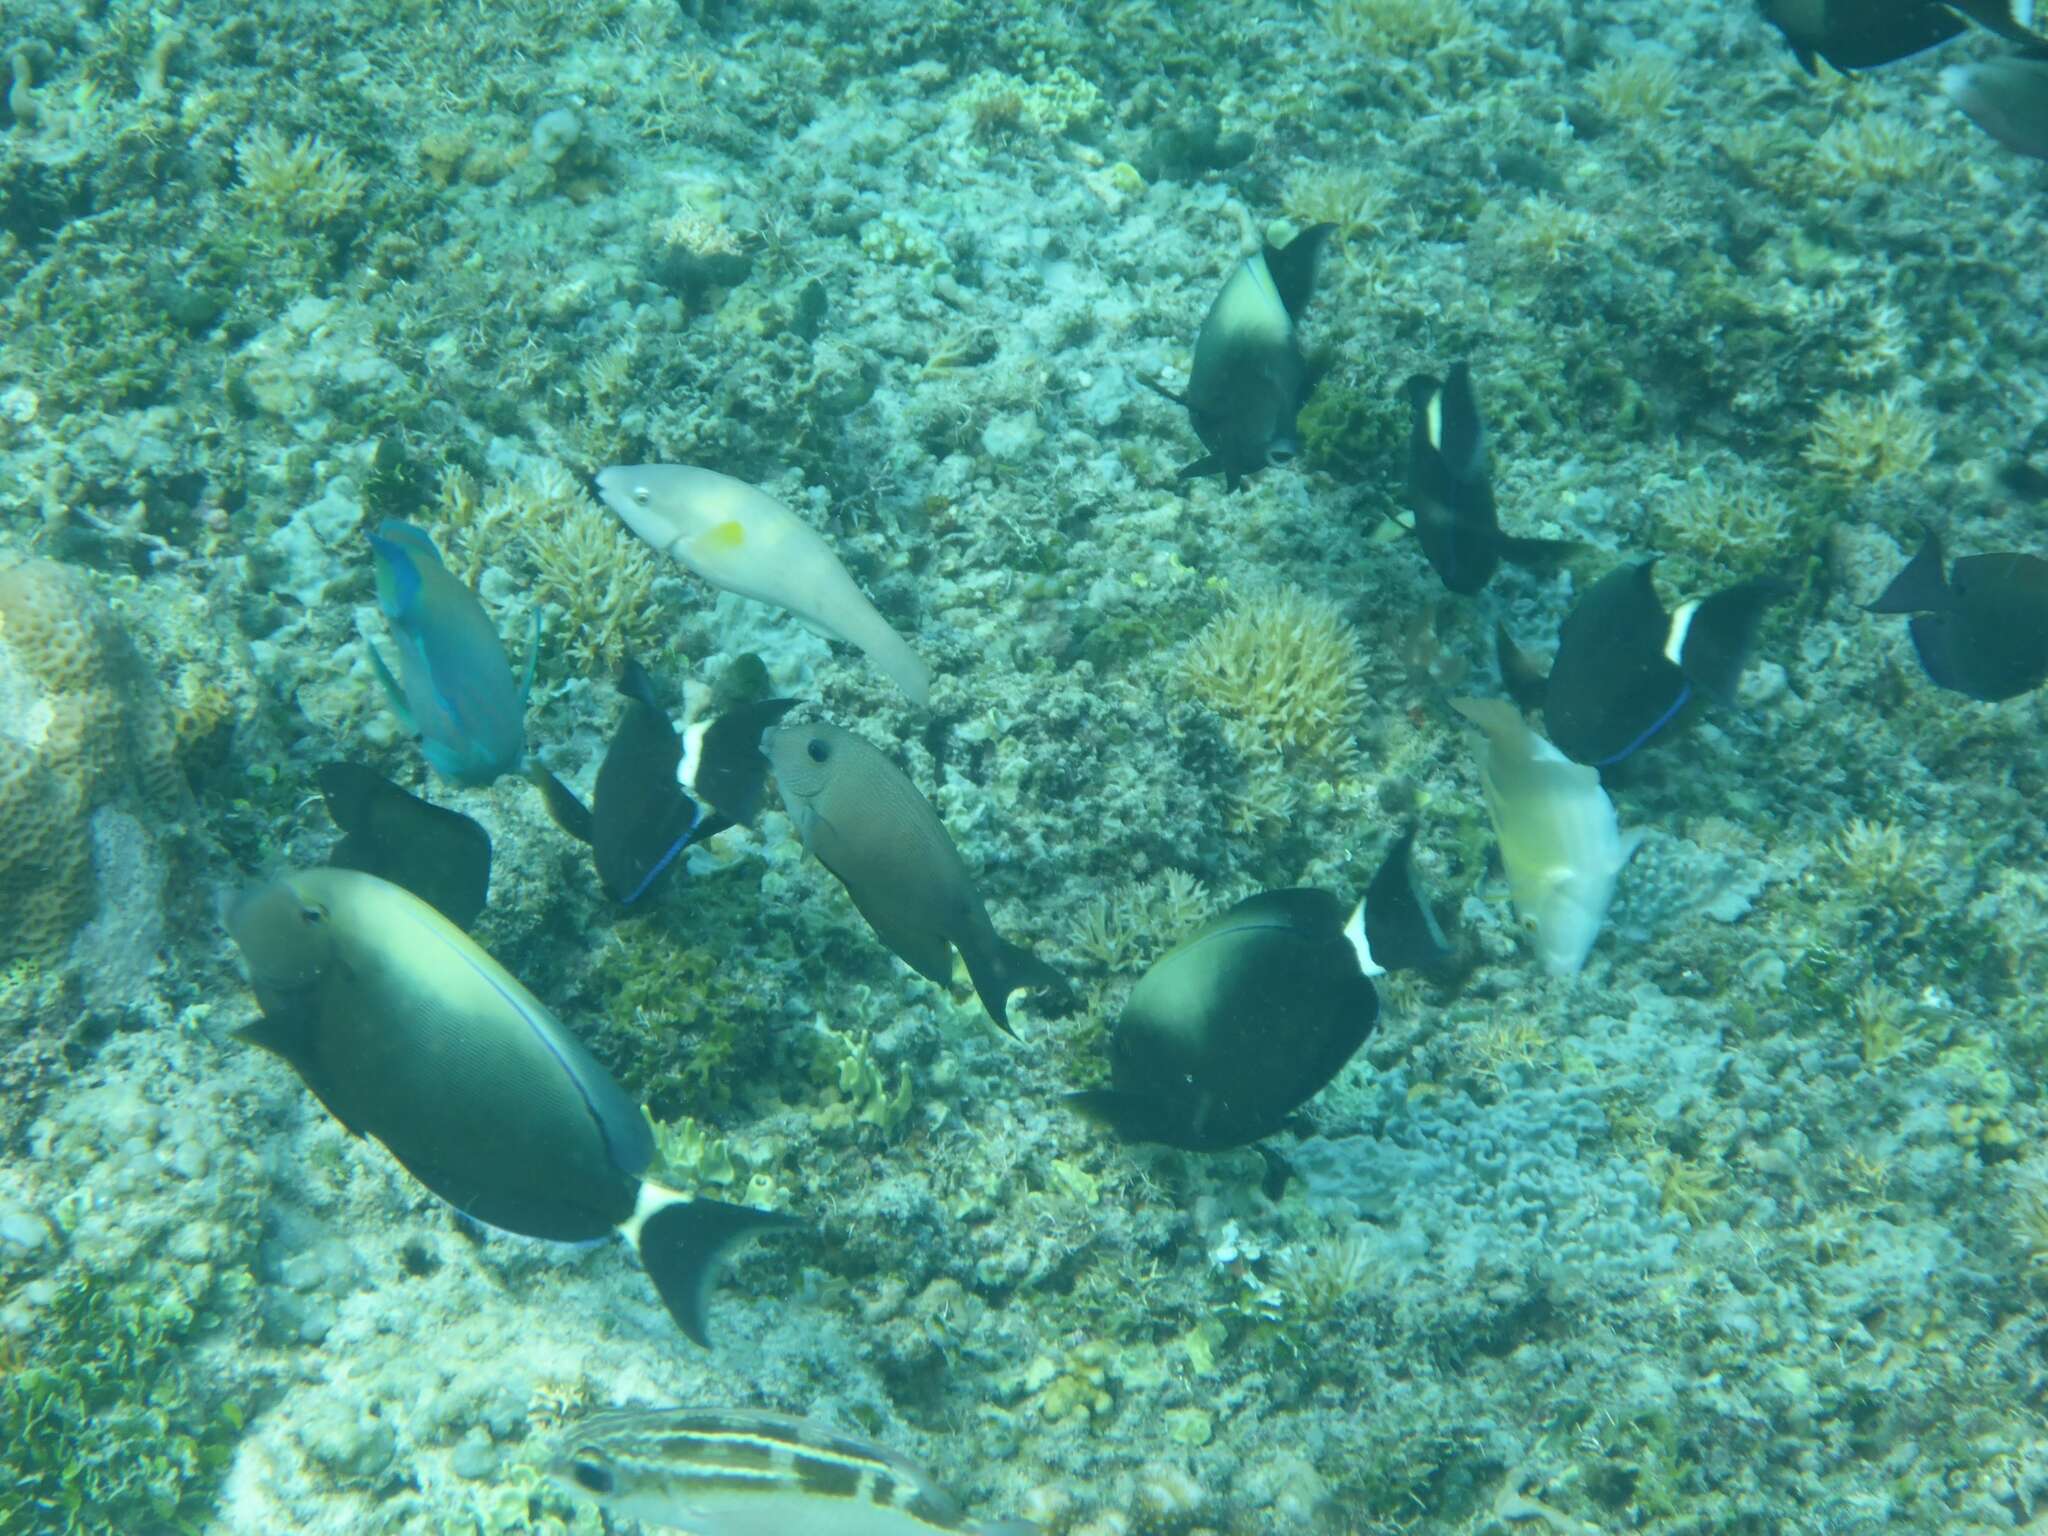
[549,1407,1039,1536]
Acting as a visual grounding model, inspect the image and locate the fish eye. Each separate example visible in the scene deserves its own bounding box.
[570,1458,614,1494]
[807,738,830,763]
[299,904,328,926]
[632,487,650,505]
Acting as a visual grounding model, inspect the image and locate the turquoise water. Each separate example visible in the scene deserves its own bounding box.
[2,0,2046,1531]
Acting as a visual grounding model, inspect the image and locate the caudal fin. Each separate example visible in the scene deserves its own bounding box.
[1676,578,1790,705]
[686,698,798,824]
[636,1195,798,1348]
[1867,535,1951,615]
[1361,827,1451,975]
[963,940,1068,1040]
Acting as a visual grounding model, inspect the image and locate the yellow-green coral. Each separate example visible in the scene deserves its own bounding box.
[233,129,369,228]
[809,1025,913,1139]
[646,1111,739,1195]
[1803,390,1935,485]
[1182,586,1367,773]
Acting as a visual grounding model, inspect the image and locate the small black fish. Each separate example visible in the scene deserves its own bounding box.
[591,661,794,906]
[1867,534,2048,700]
[317,763,492,929]
[1502,562,1786,767]
[1068,832,1447,1152]
[1403,362,1576,595]
[1762,0,2040,73]
[1150,223,1334,491]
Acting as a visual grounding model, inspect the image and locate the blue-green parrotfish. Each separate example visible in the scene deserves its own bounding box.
[551,1406,1040,1536]
[1150,222,1335,491]
[1498,562,1787,768]
[761,721,1067,1036]
[1067,833,1448,1151]
[227,867,794,1345]
[1867,535,2048,700]
[365,520,593,837]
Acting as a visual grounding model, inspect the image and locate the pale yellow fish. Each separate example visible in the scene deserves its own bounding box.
[596,463,933,706]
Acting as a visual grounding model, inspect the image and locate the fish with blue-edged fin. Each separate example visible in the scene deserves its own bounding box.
[1067,831,1448,1152]
[580,658,794,906]
[1866,534,2048,700]
[1498,561,1788,769]
[226,867,794,1345]
[1148,222,1335,491]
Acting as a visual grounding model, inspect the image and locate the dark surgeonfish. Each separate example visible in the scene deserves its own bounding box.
[1500,562,1787,768]
[761,721,1067,1036]
[1402,362,1576,595]
[317,763,491,930]
[1867,534,2048,700]
[365,520,591,839]
[1150,222,1335,491]
[585,660,794,905]
[1761,0,2042,73]
[1068,832,1448,1152]
[227,868,794,1345]
[551,1406,1040,1536]
[1942,51,2048,159]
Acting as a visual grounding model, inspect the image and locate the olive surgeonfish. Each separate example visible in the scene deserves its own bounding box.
[1761,0,2042,73]
[1067,833,1448,1152]
[1402,363,1576,595]
[1499,562,1787,768]
[595,465,933,707]
[1151,222,1335,491]
[761,722,1067,1036]
[1866,534,2048,700]
[317,762,491,930]
[365,520,592,838]
[588,660,795,906]
[1942,51,2048,160]
[226,868,794,1345]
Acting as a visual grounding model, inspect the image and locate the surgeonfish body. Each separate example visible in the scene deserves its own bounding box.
[1942,52,2048,159]
[1508,562,1786,768]
[317,763,492,930]
[552,1406,1039,1536]
[595,464,933,706]
[1867,535,2048,700]
[587,660,795,906]
[1162,222,1334,490]
[761,722,1066,1035]
[366,521,533,786]
[226,868,792,1345]
[1761,0,2040,72]
[1452,698,1642,977]
[1402,362,1575,595]
[1068,832,1448,1151]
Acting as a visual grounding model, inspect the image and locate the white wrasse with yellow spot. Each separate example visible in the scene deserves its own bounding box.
[596,463,933,706]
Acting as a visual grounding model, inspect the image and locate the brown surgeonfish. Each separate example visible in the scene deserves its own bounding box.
[1867,534,2048,700]
[761,722,1066,1035]
[227,868,793,1345]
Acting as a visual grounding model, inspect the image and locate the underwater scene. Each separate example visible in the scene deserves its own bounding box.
[3,0,2048,1531]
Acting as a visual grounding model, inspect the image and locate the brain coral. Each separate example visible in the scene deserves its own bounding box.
[0,560,184,964]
